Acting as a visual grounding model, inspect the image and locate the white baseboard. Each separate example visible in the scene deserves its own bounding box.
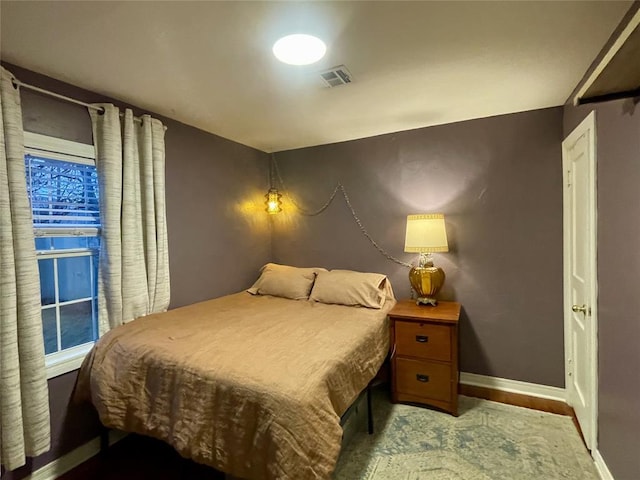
[460,372,566,403]
[24,430,127,480]
[593,449,615,480]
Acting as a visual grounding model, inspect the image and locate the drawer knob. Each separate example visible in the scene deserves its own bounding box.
[415,335,429,343]
[416,374,430,383]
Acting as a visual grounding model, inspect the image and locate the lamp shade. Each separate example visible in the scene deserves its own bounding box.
[404,214,449,253]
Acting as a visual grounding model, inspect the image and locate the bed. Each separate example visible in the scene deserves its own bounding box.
[76,265,395,480]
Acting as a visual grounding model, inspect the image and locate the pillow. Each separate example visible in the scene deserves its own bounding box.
[247,263,327,300]
[309,269,393,309]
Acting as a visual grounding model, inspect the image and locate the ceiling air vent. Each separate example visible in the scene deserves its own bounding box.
[319,65,353,88]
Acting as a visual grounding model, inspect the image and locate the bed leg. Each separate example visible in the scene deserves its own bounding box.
[100,426,110,456]
[367,384,374,435]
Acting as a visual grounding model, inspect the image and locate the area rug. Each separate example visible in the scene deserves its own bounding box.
[334,392,598,480]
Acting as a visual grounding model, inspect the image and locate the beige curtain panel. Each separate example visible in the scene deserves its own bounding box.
[0,67,51,471]
[90,105,170,335]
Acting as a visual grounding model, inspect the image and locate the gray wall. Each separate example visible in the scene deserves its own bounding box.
[564,98,640,480]
[272,107,565,387]
[1,63,271,479]
[1,63,580,478]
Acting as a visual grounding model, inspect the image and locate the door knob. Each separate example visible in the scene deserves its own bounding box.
[572,304,588,314]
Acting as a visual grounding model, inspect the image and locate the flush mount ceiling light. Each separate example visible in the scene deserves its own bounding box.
[272,34,326,65]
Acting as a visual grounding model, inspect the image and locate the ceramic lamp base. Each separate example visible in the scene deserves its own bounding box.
[409,264,445,306]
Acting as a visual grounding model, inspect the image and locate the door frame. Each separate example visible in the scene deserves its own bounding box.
[562,110,598,451]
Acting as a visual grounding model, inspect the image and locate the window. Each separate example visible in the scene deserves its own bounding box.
[24,132,99,378]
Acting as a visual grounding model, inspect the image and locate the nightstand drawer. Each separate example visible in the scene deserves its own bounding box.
[395,358,451,402]
[395,320,451,361]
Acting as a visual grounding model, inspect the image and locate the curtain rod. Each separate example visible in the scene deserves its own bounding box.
[12,78,167,130]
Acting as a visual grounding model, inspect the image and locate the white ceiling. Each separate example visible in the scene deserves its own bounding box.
[0,1,632,152]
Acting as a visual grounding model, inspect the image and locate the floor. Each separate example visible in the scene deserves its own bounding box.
[58,435,225,480]
[61,395,594,480]
[334,393,597,479]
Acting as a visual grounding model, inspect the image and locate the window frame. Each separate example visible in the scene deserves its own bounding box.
[24,132,99,379]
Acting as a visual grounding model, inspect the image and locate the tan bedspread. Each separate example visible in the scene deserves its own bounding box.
[77,292,394,479]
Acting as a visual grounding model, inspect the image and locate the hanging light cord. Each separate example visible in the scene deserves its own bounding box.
[272,156,412,268]
[268,154,275,189]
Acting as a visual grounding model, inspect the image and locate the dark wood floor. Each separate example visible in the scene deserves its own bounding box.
[458,383,588,449]
[59,386,582,479]
[59,434,225,480]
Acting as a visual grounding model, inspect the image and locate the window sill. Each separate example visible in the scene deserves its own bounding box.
[45,342,94,380]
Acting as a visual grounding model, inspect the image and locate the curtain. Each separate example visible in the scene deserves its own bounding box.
[90,105,170,335]
[0,68,50,470]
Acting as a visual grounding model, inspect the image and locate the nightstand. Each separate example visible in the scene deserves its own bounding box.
[389,300,461,416]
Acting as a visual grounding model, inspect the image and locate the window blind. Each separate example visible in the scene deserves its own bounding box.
[25,155,100,234]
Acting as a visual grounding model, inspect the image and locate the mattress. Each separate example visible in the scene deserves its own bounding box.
[76,292,394,479]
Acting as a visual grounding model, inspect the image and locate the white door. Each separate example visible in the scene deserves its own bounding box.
[562,111,597,451]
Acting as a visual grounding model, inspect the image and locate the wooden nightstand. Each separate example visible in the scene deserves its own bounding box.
[389,300,461,416]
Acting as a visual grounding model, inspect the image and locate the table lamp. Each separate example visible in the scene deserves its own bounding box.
[404,213,449,306]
